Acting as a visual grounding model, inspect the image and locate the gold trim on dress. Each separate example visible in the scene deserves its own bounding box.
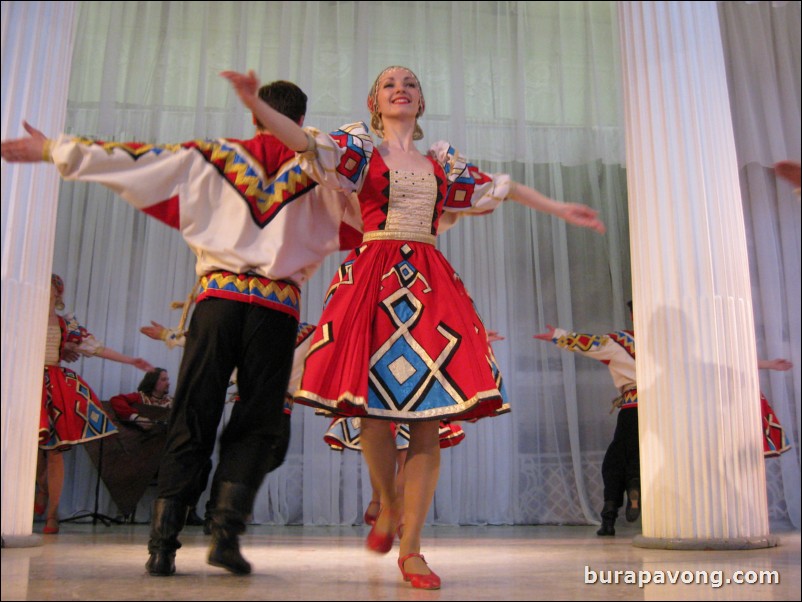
[362,230,436,245]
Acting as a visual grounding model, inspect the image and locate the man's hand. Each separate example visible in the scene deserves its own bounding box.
[0,121,48,163]
[533,324,558,341]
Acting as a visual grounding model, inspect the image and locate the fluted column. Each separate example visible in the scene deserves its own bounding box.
[618,1,773,548]
[1,1,77,546]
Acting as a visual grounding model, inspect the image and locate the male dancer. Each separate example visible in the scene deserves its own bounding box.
[2,80,358,576]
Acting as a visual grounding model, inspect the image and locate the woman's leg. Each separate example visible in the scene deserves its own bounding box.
[394,449,408,536]
[360,418,401,537]
[395,449,408,499]
[364,465,382,525]
[35,449,48,514]
[45,450,65,527]
[398,420,440,575]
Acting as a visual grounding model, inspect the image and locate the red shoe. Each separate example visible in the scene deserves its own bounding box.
[398,553,441,590]
[365,510,396,554]
[43,518,60,534]
[363,501,381,526]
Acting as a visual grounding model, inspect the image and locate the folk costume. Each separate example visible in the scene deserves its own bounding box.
[548,326,639,535]
[294,123,509,423]
[47,130,358,574]
[40,313,118,450]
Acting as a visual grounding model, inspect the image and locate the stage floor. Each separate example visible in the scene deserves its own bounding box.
[2,523,800,600]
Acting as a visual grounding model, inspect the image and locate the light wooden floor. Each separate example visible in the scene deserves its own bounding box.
[2,522,800,601]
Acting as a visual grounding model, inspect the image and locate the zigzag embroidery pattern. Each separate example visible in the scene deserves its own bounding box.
[76,138,316,228]
[556,332,604,352]
[190,140,317,227]
[607,330,636,359]
[200,272,301,311]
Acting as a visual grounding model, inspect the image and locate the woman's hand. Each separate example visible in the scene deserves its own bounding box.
[758,358,792,372]
[132,357,155,372]
[559,203,606,234]
[486,330,505,344]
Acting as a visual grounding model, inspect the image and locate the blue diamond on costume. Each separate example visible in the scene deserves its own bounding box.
[86,406,107,435]
[391,296,416,323]
[371,338,430,408]
[397,261,416,283]
[414,380,455,411]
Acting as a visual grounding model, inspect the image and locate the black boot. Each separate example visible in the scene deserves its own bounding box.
[596,500,618,536]
[625,479,640,522]
[185,506,204,526]
[145,498,188,576]
[207,481,255,575]
[203,498,214,536]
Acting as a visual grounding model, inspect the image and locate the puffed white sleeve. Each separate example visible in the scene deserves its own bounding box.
[428,140,512,217]
[297,122,375,194]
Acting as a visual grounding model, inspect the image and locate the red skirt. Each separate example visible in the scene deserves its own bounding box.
[39,365,118,450]
[761,393,790,457]
[295,239,508,422]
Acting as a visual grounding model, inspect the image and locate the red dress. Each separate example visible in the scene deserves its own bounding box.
[295,123,509,422]
[39,315,118,450]
[761,393,791,457]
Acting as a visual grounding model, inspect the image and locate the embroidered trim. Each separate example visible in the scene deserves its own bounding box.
[362,230,436,245]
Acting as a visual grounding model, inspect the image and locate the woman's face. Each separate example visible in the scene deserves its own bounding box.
[375,68,422,119]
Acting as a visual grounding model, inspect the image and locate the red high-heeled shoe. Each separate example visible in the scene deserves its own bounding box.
[43,517,60,535]
[363,500,381,526]
[365,509,397,554]
[398,553,441,590]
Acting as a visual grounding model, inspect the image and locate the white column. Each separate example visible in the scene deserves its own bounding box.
[1,1,77,546]
[618,1,774,548]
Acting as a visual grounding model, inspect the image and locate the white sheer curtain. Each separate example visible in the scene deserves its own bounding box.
[718,0,801,529]
[48,1,798,528]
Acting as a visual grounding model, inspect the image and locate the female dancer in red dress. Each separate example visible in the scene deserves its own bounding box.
[222,67,605,589]
[36,274,152,533]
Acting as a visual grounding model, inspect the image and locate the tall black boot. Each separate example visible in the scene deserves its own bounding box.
[596,500,618,536]
[145,498,188,576]
[185,506,205,526]
[207,481,256,575]
[203,497,214,536]
[625,479,641,522]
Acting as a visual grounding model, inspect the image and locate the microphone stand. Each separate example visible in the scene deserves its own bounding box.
[61,436,122,527]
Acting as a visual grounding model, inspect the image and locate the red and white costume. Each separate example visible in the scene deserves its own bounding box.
[294,122,510,422]
[40,314,118,450]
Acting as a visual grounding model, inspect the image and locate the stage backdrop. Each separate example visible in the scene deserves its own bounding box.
[38,1,799,528]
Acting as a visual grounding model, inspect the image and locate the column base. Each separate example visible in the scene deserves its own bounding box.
[2,533,44,548]
[633,534,778,550]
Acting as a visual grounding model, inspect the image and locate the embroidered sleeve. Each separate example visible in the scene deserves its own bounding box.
[50,135,206,229]
[428,141,511,215]
[550,327,618,362]
[62,313,103,356]
[159,326,186,350]
[298,122,374,194]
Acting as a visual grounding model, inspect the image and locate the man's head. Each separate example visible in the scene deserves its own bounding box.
[254,80,307,128]
[138,368,169,396]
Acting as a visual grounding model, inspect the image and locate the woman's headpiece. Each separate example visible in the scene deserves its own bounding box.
[367,66,425,140]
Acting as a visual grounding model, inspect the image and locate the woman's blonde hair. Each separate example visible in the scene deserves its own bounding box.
[366,66,425,140]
